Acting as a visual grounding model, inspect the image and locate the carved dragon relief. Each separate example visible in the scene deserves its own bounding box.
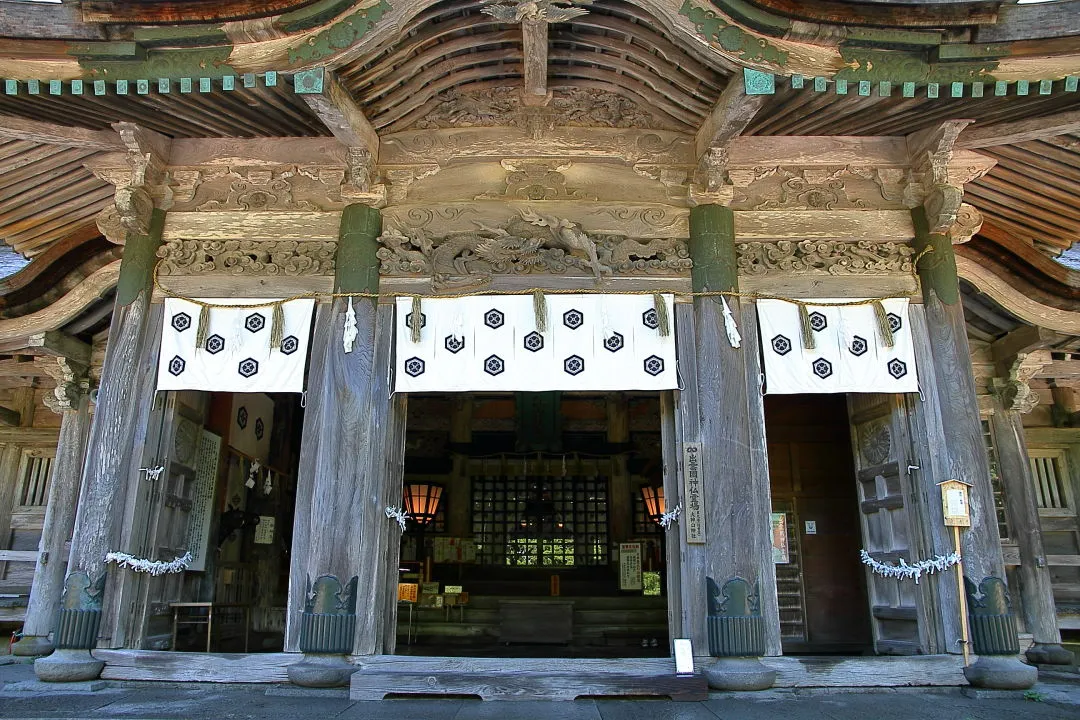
[377,207,690,287]
[736,239,915,276]
[411,86,682,133]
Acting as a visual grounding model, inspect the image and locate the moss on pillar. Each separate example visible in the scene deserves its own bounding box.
[690,205,737,293]
[911,206,960,305]
[335,204,381,294]
[115,208,165,307]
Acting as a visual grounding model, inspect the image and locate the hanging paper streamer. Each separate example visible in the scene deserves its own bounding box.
[859,549,961,584]
[385,506,410,531]
[659,504,682,529]
[158,298,314,393]
[263,470,273,496]
[721,296,741,349]
[757,298,917,394]
[394,294,677,392]
[245,459,261,489]
[105,551,192,576]
[343,297,358,353]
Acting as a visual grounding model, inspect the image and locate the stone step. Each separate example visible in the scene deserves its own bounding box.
[350,655,707,701]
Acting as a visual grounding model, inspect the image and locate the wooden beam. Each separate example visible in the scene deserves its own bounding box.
[990,325,1060,364]
[0,358,49,378]
[956,255,1080,335]
[1035,361,1080,380]
[20,331,91,365]
[0,115,124,151]
[695,80,767,160]
[0,405,21,427]
[295,68,379,159]
[958,110,1080,150]
[0,260,120,342]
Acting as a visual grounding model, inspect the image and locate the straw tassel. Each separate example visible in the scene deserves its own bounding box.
[721,296,742,349]
[195,304,210,350]
[653,294,670,337]
[873,300,895,348]
[410,296,422,343]
[798,304,816,350]
[270,301,285,350]
[533,290,547,333]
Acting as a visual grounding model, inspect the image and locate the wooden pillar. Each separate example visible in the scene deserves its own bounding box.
[286,204,404,687]
[990,402,1073,665]
[36,210,166,682]
[607,394,631,545]
[682,205,777,690]
[14,391,91,656]
[912,206,1036,688]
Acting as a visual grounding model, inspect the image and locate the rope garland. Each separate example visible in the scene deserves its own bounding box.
[859,549,961,584]
[105,551,192,576]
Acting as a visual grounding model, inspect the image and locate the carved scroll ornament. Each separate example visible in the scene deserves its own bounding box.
[156,239,337,276]
[736,239,915,276]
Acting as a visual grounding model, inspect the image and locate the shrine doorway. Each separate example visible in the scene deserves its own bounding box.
[126,390,303,653]
[765,393,874,655]
[394,391,671,658]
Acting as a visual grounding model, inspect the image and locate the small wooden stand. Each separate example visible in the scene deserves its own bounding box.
[940,479,972,667]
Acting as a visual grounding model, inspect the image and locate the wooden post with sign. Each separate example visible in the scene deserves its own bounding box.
[940,479,972,666]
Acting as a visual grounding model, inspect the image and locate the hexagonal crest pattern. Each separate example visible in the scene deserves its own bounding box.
[563,309,584,329]
[808,311,827,332]
[238,358,260,378]
[236,406,248,429]
[404,357,425,377]
[484,309,505,329]
[812,357,833,379]
[603,332,624,352]
[771,335,792,356]
[643,355,664,376]
[484,354,505,375]
[168,355,186,376]
[245,313,266,333]
[406,312,427,331]
[444,335,465,354]
[887,358,908,379]
[205,334,225,354]
[523,331,544,352]
[280,336,299,355]
[254,418,265,440]
[171,312,192,332]
[642,308,659,330]
[849,336,868,357]
[563,355,585,376]
[887,312,903,334]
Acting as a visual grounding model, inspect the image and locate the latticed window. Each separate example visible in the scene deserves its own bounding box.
[1029,449,1074,515]
[17,453,53,507]
[981,420,1011,540]
[472,473,608,567]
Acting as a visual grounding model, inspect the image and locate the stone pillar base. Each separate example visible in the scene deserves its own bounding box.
[703,657,776,691]
[11,635,54,657]
[287,653,356,687]
[34,649,104,682]
[1025,642,1075,666]
[963,656,1037,689]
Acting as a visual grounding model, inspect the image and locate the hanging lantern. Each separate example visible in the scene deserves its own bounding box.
[403,482,444,525]
[641,484,665,525]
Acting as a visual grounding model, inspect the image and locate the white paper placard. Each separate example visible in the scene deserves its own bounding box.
[757,298,918,395]
[394,294,677,392]
[184,430,222,571]
[673,639,694,676]
[619,542,643,591]
[682,442,705,544]
[254,516,275,545]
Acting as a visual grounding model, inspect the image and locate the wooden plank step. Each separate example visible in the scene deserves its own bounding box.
[350,655,708,701]
[764,655,966,687]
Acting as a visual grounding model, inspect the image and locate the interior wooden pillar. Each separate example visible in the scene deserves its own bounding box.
[607,394,631,545]
[990,400,1073,664]
[36,210,165,681]
[681,205,778,677]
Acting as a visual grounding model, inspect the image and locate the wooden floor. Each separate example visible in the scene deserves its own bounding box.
[94,649,968,694]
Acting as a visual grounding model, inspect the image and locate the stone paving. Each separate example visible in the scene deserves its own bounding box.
[0,659,1077,719]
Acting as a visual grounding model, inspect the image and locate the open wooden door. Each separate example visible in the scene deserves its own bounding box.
[848,393,932,655]
[127,390,221,650]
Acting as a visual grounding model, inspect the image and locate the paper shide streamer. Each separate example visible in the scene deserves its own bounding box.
[859,549,961,584]
[659,504,682,529]
[343,297,358,353]
[721,297,741,349]
[106,551,192,576]
[385,505,410,531]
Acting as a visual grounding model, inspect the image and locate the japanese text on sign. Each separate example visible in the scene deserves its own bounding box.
[683,442,705,543]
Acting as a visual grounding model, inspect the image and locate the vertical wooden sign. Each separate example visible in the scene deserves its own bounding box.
[619,542,642,591]
[683,442,705,543]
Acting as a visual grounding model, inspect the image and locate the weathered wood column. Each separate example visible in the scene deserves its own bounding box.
[35,210,166,682]
[682,204,778,690]
[912,202,1036,689]
[989,396,1073,665]
[13,369,91,657]
[286,204,403,687]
